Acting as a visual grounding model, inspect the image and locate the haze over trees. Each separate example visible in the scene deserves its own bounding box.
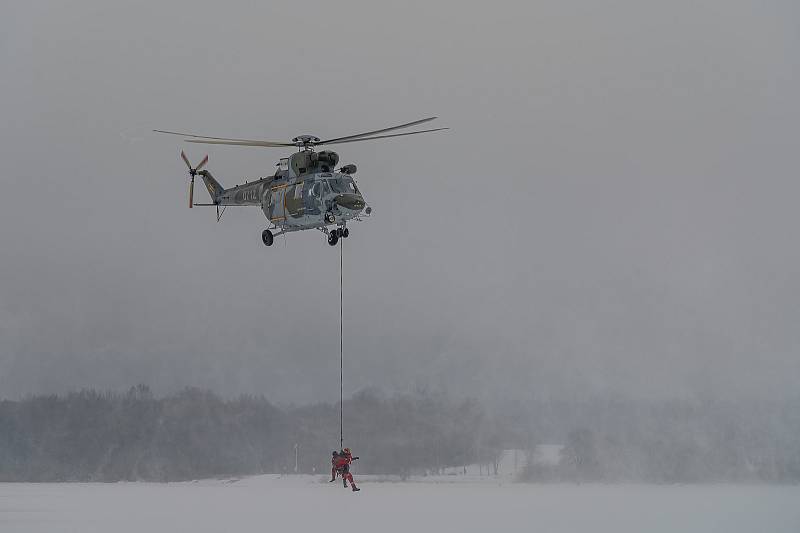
[1,386,798,483]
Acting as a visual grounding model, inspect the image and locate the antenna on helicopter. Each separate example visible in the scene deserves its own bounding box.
[180,151,208,209]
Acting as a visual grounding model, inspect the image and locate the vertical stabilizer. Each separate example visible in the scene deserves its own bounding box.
[198,170,224,202]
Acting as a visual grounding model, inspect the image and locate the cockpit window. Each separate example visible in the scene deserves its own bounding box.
[328,177,358,194]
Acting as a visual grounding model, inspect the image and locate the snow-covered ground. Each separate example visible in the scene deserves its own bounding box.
[1,475,798,533]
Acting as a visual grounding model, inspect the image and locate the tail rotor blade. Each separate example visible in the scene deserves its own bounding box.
[189,177,194,209]
[196,154,209,171]
[180,150,192,170]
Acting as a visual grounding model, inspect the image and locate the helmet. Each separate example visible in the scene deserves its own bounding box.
[343,448,351,454]
[332,451,339,456]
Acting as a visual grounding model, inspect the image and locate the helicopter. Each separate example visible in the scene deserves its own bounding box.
[154,117,447,247]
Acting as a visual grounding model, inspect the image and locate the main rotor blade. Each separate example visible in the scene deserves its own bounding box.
[184,139,295,147]
[180,150,192,170]
[155,129,294,147]
[318,117,438,145]
[322,127,449,146]
[196,154,209,171]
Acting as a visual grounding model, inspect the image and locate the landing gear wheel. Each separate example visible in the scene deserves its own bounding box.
[262,229,274,247]
[342,228,349,238]
[325,213,335,224]
[328,232,339,246]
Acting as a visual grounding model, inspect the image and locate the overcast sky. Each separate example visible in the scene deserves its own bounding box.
[1,1,798,404]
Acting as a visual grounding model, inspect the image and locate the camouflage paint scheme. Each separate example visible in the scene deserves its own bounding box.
[198,150,367,235]
[156,117,448,242]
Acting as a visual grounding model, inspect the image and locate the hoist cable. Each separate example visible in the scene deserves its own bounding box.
[340,236,344,450]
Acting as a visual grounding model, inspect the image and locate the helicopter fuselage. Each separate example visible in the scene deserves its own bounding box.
[213,170,367,233]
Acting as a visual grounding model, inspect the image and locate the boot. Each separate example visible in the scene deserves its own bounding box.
[352,486,360,492]
[343,479,348,488]
[329,476,336,482]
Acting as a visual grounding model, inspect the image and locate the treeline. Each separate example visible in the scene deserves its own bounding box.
[2,386,799,483]
[0,386,499,481]
[515,396,800,483]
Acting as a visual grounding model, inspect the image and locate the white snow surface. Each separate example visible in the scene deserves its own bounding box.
[1,475,799,533]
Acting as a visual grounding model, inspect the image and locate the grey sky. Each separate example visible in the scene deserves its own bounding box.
[1,1,799,403]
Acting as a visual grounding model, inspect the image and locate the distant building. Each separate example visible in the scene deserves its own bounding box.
[530,445,564,467]
[439,445,564,478]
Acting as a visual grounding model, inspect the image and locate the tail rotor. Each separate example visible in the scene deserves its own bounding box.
[180,150,208,208]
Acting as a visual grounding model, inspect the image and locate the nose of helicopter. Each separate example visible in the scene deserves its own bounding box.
[334,193,366,211]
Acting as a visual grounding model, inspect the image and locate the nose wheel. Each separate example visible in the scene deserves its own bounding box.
[262,229,274,246]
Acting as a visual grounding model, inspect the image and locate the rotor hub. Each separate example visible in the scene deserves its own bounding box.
[292,135,320,145]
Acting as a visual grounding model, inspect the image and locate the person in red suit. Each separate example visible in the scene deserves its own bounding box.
[330,447,360,491]
[330,451,340,483]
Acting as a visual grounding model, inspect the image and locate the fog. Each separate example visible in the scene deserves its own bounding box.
[1,0,799,408]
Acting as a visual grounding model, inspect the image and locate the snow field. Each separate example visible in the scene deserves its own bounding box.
[1,475,799,533]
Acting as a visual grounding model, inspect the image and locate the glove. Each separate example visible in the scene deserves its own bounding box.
[352,456,360,461]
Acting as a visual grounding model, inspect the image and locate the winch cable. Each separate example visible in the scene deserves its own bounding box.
[339,236,344,450]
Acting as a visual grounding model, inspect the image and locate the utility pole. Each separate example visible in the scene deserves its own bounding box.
[294,443,299,473]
